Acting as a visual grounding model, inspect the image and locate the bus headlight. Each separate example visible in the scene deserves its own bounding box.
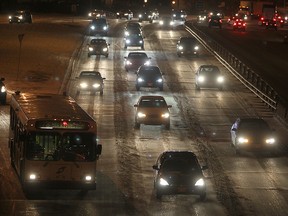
[178,45,183,50]
[137,77,144,82]
[194,46,199,50]
[29,173,38,180]
[195,178,205,186]
[159,178,169,186]
[1,86,6,93]
[102,47,108,52]
[157,78,163,83]
[85,175,92,181]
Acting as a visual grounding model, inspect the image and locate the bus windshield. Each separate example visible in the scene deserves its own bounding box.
[27,132,97,162]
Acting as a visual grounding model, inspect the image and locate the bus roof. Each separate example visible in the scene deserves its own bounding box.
[10,93,96,126]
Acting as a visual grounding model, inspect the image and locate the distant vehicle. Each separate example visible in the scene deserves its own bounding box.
[124,33,144,49]
[124,52,151,72]
[8,10,32,24]
[195,65,224,90]
[134,95,171,129]
[171,10,187,21]
[233,19,246,31]
[89,18,109,36]
[265,18,277,30]
[124,26,142,37]
[227,15,238,25]
[152,151,207,200]
[126,21,142,29]
[150,8,160,20]
[87,9,106,19]
[116,10,133,20]
[9,92,102,192]
[197,12,208,22]
[230,118,277,155]
[208,15,222,28]
[159,16,175,28]
[138,11,153,23]
[135,65,163,91]
[274,13,284,27]
[0,78,7,105]
[87,38,109,58]
[76,71,106,95]
[176,36,200,57]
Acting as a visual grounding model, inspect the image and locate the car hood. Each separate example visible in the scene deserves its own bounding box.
[137,107,169,113]
[159,170,203,184]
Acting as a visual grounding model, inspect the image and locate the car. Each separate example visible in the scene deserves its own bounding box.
[274,14,284,27]
[138,11,153,23]
[76,71,106,95]
[195,65,224,90]
[87,9,106,19]
[230,118,277,155]
[265,19,277,30]
[197,12,208,22]
[116,10,133,20]
[0,78,7,105]
[124,26,142,37]
[124,33,144,49]
[87,38,109,58]
[89,18,109,36]
[171,10,187,21]
[8,10,32,24]
[124,52,151,72]
[134,95,171,129]
[208,15,222,28]
[176,36,200,57]
[135,65,164,91]
[158,16,175,28]
[150,8,160,20]
[126,21,142,29]
[232,19,246,31]
[152,151,207,200]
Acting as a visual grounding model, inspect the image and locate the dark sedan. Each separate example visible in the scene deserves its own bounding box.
[152,151,207,200]
[135,65,163,91]
[8,10,32,24]
[75,71,106,95]
[124,52,151,72]
[231,118,277,155]
[88,38,109,58]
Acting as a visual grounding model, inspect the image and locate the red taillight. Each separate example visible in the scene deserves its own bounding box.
[261,17,264,21]
[62,121,68,127]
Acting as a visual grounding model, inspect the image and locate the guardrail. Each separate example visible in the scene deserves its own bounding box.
[184,22,288,118]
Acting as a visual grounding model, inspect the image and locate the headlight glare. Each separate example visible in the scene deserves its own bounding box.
[159,178,169,186]
[195,178,205,186]
[80,82,88,88]
[137,112,146,118]
[217,76,224,83]
[161,113,170,118]
[266,138,275,144]
[238,137,249,144]
[1,86,6,93]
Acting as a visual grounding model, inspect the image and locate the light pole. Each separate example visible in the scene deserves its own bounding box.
[17,34,24,81]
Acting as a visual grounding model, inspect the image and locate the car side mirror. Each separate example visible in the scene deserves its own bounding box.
[134,104,138,107]
[152,165,159,170]
[102,78,106,80]
[231,128,237,131]
[124,57,127,59]
[167,105,172,108]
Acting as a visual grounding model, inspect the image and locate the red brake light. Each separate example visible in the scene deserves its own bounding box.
[62,121,68,127]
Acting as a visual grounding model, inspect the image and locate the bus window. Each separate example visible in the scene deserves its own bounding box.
[27,132,61,161]
[62,132,97,162]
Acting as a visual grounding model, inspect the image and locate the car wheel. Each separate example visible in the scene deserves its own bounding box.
[199,192,206,201]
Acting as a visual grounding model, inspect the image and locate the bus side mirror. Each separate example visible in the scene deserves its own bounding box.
[96,144,102,155]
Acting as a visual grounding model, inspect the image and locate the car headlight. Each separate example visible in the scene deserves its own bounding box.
[137,77,144,82]
[8,16,12,19]
[139,14,142,18]
[1,86,6,93]
[125,31,129,36]
[195,178,205,186]
[88,13,92,17]
[238,137,249,144]
[85,175,92,181]
[198,76,205,82]
[103,26,107,30]
[194,46,199,50]
[116,12,120,15]
[170,21,174,25]
[157,78,163,83]
[178,45,183,50]
[266,138,275,144]
[102,47,108,52]
[80,82,88,88]
[88,47,94,51]
[29,173,39,180]
[126,39,131,44]
[159,178,169,186]
[139,40,143,44]
[137,112,146,118]
[144,60,150,65]
[93,83,101,88]
[161,113,170,118]
[19,15,23,20]
[159,21,164,25]
[90,25,95,30]
[173,14,176,17]
[217,76,224,83]
[126,60,132,65]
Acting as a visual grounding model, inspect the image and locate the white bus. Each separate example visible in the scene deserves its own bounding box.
[8,92,102,192]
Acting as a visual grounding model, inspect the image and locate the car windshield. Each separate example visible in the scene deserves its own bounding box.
[80,72,102,78]
[90,39,105,45]
[92,19,106,25]
[161,158,198,172]
[129,53,147,59]
[199,66,220,75]
[139,98,167,107]
[240,120,270,130]
[181,38,197,44]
